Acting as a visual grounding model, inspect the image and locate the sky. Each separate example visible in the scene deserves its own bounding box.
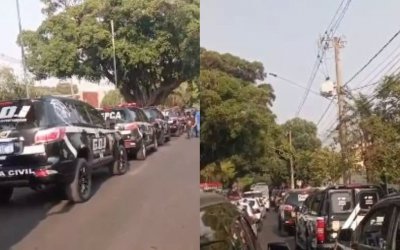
[201,0,400,137]
[0,0,114,91]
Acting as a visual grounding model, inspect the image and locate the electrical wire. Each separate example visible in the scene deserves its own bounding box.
[295,0,352,117]
[316,27,400,130]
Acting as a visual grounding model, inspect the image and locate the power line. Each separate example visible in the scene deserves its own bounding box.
[316,26,400,129]
[344,28,400,86]
[295,0,352,117]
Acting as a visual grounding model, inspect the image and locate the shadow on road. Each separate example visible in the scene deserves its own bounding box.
[0,169,111,250]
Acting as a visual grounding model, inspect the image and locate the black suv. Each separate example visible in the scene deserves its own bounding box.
[335,194,400,250]
[295,184,384,250]
[0,97,128,204]
[99,104,157,160]
[142,107,170,145]
[200,192,262,249]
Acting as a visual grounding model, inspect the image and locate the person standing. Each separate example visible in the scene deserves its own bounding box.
[195,110,200,138]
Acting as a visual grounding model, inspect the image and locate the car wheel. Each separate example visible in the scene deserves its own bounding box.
[0,187,13,205]
[153,135,158,152]
[65,158,92,203]
[109,144,129,175]
[136,141,147,160]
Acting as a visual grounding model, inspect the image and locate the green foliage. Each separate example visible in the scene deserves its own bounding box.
[19,0,199,106]
[347,74,400,183]
[200,48,286,185]
[164,80,199,108]
[101,89,123,107]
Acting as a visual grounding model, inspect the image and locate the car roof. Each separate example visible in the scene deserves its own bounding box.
[244,191,262,194]
[200,192,229,209]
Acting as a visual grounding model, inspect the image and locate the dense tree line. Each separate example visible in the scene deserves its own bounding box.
[200,49,342,188]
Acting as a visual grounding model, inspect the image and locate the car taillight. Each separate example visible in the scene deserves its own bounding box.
[124,123,137,130]
[284,205,293,211]
[35,127,66,144]
[316,218,326,242]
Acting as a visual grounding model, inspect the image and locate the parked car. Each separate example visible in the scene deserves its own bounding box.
[0,97,129,204]
[277,188,319,236]
[200,192,263,249]
[295,184,384,250]
[334,193,400,250]
[163,109,184,136]
[99,103,158,160]
[243,190,270,212]
[142,107,171,145]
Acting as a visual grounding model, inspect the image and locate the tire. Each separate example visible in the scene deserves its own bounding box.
[158,131,165,146]
[65,158,92,203]
[136,141,147,160]
[0,186,13,205]
[153,135,158,152]
[109,144,129,176]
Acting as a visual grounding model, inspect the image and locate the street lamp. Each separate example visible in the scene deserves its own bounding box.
[15,0,29,98]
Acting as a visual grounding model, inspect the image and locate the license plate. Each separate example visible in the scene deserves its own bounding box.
[0,143,14,155]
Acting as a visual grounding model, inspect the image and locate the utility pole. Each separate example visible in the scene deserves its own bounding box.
[332,37,349,184]
[288,130,295,189]
[16,0,29,98]
[110,20,118,87]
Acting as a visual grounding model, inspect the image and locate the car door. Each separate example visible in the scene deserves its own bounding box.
[70,102,103,167]
[130,108,151,145]
[352,204,396,250]
[297,195,312,245]
[306,192,323,249]
[136,108,154,143]
[85,104,114,165]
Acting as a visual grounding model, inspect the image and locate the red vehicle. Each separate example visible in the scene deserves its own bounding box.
[200,182,222,192]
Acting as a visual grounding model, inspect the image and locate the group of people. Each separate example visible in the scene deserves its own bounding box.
[185,110,200,138]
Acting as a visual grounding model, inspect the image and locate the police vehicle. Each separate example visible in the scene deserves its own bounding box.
[0,97,129,204]
[142,107,171,145]
[98,103,157,160]
[294,184,384,250]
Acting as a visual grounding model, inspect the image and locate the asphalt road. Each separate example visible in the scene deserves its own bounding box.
[0,136,199,250]
[258,210,295,250]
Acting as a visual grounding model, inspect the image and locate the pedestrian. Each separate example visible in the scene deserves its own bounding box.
[195,109,200,138]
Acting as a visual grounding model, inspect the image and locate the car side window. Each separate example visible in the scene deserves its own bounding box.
[358,206,394,249]
[85,104,106,128]
[73,103,92,126]
[137,109,150,123]
[154,109,164,119]
[309,193,322,216]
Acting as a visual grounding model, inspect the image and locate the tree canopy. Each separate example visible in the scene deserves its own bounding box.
[19,0,199,106]
[200,49,343,188]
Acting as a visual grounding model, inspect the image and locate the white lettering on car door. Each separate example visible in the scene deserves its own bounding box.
[93,137,107,158]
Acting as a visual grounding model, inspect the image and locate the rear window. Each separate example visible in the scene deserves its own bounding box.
[358,191,379,210]
[248,200,256,208]
[0,101,46,130]
[285,192,311,206]
[330,191,353,213]
[100,109,130,123]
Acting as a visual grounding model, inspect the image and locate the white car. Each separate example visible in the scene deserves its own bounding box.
[243,191,270,211]
[239,197,266,220]
[237,204,259,236]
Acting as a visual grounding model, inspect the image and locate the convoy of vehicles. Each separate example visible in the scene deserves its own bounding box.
[0,98,188,205]
[206,181,395,250]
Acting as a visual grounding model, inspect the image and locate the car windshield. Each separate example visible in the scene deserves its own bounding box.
[285,191,311,206]
[0,100,45,130]
[243,192,262,198]
[100,109,130,123]
[330,191,353,213]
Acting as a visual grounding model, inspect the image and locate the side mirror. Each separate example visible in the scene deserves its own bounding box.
[338,228,353,242]
[268,242,291,250]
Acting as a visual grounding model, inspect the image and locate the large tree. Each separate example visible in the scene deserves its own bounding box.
[200,49,282,182]
[19,0,199,106]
